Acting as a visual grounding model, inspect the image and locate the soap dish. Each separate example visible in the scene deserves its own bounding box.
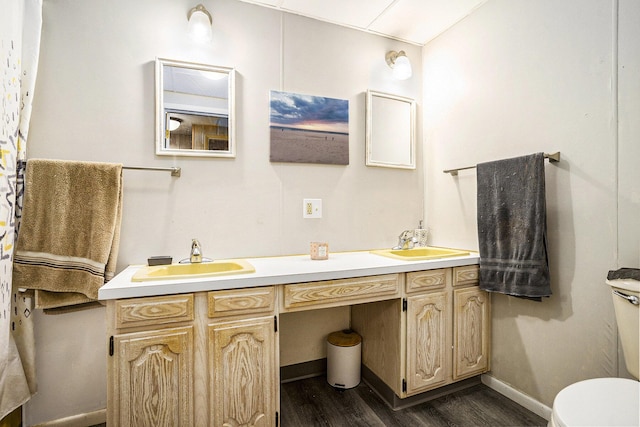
[147,256,172,266]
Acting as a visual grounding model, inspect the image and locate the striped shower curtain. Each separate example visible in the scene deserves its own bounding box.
[0,0,42,420]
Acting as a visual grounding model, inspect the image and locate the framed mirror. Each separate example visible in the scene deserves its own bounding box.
[155,58,236,157]
[365,90,416,169]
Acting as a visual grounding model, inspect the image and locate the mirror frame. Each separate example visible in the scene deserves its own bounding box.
[155,58,236,158]
[365,90,416,169]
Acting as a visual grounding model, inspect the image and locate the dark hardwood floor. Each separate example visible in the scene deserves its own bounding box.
[281,376,547,427]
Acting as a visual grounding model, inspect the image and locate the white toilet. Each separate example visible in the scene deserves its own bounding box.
[549,278,640,427]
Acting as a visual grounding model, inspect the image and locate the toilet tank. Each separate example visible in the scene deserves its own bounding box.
[607,279,640,379]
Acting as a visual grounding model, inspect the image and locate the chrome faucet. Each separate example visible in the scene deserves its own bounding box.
[190,238,203,263]
[393,230,418,250]
[178,238,212,264]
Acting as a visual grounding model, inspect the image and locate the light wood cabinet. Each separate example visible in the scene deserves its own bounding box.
[107,287,278,426]
[107,265,487,424]
[351,299,403,395]
[108,294,196,426]
[208,316,277,427]
[453,285,490,379]
[451,265,490,380]
[282,274,402,312]
[110,326,194,426]
[207,288,278,427]
[404,268,452,395]
[352,265,489,399]
[208,286,276,318]
[453,264,479,287]
[114,294,194,329]
[406,290,450,394]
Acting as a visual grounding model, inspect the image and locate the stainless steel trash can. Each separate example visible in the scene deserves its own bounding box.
[326,329,362,389]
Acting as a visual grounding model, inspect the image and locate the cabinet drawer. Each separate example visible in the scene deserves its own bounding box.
[115,294,194,329]
[453,265,479,287]
[208,286,275,318]
[406,269,451,293]
[283,274,401,310]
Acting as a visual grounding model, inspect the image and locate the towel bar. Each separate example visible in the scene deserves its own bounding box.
[24,162,182,178]
[123,166,181,177]
[443,152,560,176]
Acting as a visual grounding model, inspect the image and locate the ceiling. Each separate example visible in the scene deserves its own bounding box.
[237,0,488,45]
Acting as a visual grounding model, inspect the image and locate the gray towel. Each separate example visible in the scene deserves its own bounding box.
[476,153,551,300]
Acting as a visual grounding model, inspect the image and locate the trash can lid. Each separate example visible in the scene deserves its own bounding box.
[327,329,362,347]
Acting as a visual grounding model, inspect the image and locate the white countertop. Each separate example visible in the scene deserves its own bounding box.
[99,250,479,300]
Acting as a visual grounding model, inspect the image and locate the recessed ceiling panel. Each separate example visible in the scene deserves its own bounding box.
[236,0,487,45]
[242,0,282,7]
[280,0,395,29]
[368,0,487,44]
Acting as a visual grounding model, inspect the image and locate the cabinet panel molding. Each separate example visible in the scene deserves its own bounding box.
[453,286,490,379]
[113,326,194,426]
[115,294,194,329]
[406,291,451,394]
[208,286,275,318]
[453,265,479,287]
[283,274,401,310]
[209,316,277,427]
[406,269,451,293]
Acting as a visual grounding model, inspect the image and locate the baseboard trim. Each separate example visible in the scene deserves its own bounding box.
[281,358,327,383]
[362,365,482,410]
[30,408,106,427]
[481,374,552,421]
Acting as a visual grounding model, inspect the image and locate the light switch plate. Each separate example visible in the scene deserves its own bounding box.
[303,199,322,218]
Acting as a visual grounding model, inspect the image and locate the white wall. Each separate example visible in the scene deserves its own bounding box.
[424,0,639,408]
[25,0,423,424]
[616,0,640,378]
[618,0,640,268]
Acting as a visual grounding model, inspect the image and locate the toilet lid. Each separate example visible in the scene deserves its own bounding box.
[552,378,640,427]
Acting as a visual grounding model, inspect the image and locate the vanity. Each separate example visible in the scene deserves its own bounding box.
[99,250,489,426]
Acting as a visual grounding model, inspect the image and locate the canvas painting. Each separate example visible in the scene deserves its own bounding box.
[270,90,349,165]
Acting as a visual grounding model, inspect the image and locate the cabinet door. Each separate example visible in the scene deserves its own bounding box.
[453,286,490,379]
[112,326,194,427]
[209,316,277,427]
[406,291,450,394]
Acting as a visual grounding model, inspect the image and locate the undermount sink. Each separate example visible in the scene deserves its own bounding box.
[371,246,470,261]
[131,259,255,282]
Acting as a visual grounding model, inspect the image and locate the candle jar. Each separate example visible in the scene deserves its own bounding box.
[310,242,329,260]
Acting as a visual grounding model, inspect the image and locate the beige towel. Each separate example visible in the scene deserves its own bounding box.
[13,159,123,310]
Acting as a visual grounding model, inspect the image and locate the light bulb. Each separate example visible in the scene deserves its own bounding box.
[168,119,181,131]
[187,5,212,43]
[393,55,412,80]
[386,50,413,81]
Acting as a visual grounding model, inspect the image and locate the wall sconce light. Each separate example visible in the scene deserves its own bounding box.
[187,4,213,42]
[386,50,412,80]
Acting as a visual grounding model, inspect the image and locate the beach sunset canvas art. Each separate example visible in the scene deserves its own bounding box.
[270,90,349,165]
